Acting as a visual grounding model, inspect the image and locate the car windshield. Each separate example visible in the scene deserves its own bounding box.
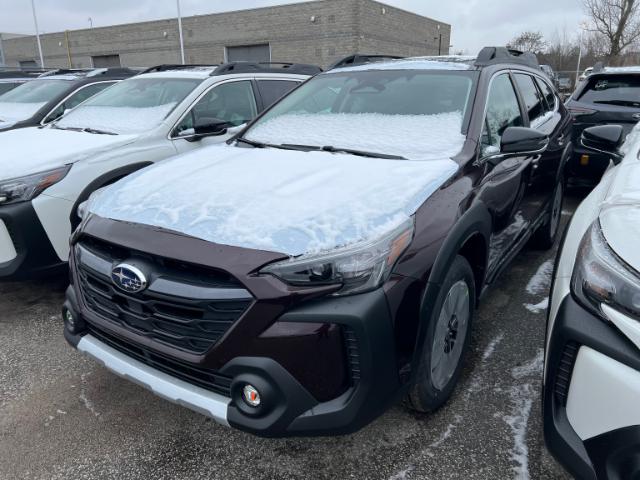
[0,79,70,122]
[243,69,477,160]
[579,75,640,107]
[55,77,202,134]
[0,81,22,96]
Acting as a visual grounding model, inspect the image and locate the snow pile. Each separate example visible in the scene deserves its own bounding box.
[503,350,544,480]
[245,112,466,161]
[57,103,177,134]
[603,66,640,74]
[524,298,549,314]
[0,102,46,123]
[90,145,459,256]
[525,260,553,295]
[335,58,473,72]
[0,127,139,180]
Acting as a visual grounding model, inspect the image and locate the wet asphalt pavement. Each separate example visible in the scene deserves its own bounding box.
[0,196,583,480]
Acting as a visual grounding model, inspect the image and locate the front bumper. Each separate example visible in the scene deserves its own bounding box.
[64,278,403,437]
[0,201,65,280]
[544,294,640,479]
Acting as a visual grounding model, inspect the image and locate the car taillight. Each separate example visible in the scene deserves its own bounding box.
[567,106,597,117]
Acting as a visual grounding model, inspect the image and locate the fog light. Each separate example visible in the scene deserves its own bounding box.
[64,309,75,327]
[581,154,590,166]
[242,384,261,407]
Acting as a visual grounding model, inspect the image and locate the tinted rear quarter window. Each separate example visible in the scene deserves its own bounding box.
[257,80,300,108]
[578,75,640,107]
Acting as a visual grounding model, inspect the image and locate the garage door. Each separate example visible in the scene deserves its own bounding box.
[226,44,270,63]
[92,55,121,68]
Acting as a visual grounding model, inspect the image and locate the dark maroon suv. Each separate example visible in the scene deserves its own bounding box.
[63,48,572,437]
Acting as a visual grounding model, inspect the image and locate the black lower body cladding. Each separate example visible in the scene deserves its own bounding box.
[64,215,405,436]
[0,201,64,280]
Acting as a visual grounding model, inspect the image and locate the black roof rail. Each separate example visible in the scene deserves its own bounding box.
[474,47,539,69]
[210,62,322,76]
[329,54,405,70]
[37,68,93,77]
[140,64,219,74]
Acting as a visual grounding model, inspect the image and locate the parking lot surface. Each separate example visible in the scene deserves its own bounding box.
[0,197,582,480]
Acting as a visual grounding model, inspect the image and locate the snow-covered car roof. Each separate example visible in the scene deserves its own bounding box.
[596,66,640,75]
[331,56,475,73]
[138,67,221,80]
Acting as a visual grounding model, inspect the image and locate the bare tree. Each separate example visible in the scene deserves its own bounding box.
[509,31,548,53]
[584,0,640,61]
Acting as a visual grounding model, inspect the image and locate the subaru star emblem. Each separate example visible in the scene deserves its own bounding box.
[111,264,147,293]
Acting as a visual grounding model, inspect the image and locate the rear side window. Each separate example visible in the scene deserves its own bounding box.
[257,80,299,108]
[578,75,640,107]
[535,77,556,112]
[482,74,523,155]
[514,74,546,126]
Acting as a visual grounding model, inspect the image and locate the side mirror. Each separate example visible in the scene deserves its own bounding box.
[182,118,231,142]
[500,127,549,155]
[581,125,625,165]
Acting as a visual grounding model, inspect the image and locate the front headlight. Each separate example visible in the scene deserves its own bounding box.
[0,166,71,206]
[571,220,640,320]
[261,218,414,296]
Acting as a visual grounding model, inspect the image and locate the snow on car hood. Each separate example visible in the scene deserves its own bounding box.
[0,127,139,181]
[0,102,46,129]
[90,145,459,256]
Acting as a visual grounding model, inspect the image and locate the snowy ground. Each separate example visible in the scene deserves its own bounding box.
[0,196,582,480]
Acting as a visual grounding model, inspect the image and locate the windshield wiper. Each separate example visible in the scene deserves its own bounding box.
[50,124,83,132]
[83,127,117,135]
[236,137,267,148]
[320,146,406,160]
[593,99,640,107]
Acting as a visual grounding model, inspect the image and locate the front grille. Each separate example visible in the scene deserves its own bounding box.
[554,341,580,406]
[76,237,252,355]
[87,324,232,397]
[343,327,361,384]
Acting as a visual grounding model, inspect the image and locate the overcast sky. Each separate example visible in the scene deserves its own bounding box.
[0,0,587,53]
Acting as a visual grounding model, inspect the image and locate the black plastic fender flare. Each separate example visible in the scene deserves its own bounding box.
[410,201,492,377]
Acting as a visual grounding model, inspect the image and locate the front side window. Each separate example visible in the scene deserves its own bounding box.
[514,74,546,127]
[173,80,257,136]
[482,74,524,156]
[243,70,477,161]
[56,77,202,134]
[44,82,116,124]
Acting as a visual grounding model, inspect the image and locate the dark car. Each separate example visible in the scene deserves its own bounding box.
[0,68,138,131]
[565,64,640,184]
[0,70,45,96]
[63,47,572,437]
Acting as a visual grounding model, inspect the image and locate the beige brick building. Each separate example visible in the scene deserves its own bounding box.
[1,0,451,69]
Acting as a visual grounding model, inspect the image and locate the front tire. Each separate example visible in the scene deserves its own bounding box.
[407,255,475,413]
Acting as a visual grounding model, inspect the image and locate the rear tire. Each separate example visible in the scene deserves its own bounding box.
[530,177,564,250]
[407,255,475,413]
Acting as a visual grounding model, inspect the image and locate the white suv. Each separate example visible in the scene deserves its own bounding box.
[0,63,318,279]
[544,124,640,479]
